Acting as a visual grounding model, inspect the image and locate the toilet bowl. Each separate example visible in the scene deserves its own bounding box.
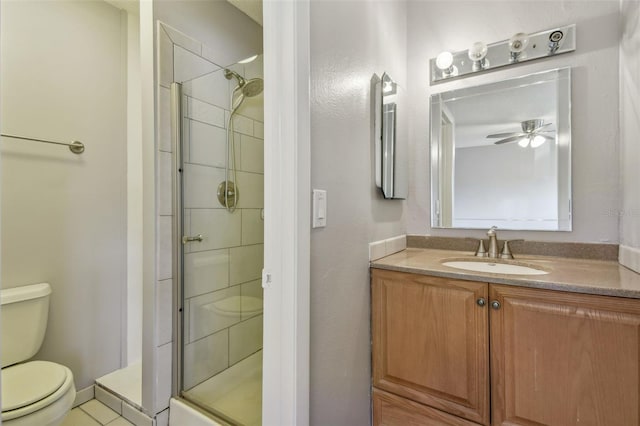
[1,283,76,426]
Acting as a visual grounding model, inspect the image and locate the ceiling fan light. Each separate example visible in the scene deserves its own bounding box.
[518,137,530,148]
[531,135,546,148]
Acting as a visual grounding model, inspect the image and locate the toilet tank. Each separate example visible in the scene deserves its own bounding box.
[0,283,52,368]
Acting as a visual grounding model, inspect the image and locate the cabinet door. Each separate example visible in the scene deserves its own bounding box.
[490,284,640,425]
[372,269,489,425]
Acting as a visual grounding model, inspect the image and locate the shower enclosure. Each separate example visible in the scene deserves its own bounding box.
[171,53,264,425]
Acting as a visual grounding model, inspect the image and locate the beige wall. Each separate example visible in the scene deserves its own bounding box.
[407,1,622,243]
[309,1,407,424]
[1,0,127,389]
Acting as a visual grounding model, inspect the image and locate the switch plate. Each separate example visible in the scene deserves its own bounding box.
[312,189,327,228]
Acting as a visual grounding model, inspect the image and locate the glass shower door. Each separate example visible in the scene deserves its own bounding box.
[174,54,264,426]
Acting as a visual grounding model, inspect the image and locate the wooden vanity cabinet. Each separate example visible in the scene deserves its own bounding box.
[372,269,640,426]
[371,269,490,425]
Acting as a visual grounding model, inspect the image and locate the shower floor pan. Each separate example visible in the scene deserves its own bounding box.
[183,350,262,426]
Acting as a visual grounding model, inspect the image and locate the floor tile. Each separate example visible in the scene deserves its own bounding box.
[61,408,101,426]
[80,399,120,424]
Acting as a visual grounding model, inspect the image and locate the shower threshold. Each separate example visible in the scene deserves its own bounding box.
[95,361,142,409]
[183,350,262,426]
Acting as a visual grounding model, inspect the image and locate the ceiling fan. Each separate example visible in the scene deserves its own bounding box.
[486,119,555,148]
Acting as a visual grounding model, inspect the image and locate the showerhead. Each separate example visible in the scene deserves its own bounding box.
[224,69,263,98]
[241,78,263,97]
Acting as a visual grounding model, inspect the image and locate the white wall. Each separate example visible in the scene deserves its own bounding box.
[620,0,640,250]
[1,0,127,389]
[454,143,559,230]
[408,1,621,243]
[309,1,406,424]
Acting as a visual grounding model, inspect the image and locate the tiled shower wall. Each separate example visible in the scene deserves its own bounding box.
[156,21,264,408]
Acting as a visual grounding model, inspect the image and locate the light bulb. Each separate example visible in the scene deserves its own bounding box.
[509,33,529,53]
[509,32,529,62]
[518,136,530,148]
[531,135,546,148]
[468,42,488,61]
[548,30,564,53]
[436,51,454,70]
[468,41,489,71]
[435,51,458,78]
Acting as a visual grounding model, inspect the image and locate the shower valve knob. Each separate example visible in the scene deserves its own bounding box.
[182,234,203,244]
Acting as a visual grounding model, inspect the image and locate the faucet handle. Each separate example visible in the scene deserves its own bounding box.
[474,239,488,257]
[487,226,498,236]
[500,239,524,259]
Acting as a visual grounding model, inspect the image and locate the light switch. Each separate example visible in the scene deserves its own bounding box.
[312,189,327,228]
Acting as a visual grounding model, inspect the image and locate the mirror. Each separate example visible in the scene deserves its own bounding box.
[374,73,408,199]
[430,68,571,231]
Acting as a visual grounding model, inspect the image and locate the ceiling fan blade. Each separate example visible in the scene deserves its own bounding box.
[494,135,525,145]
[486,132,526,139]
[534,122,553,131]
[537,134,555,140]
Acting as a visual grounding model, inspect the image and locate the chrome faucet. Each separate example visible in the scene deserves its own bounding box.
[487,226,499,258]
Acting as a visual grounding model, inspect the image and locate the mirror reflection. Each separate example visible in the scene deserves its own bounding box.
[430,68,571,231]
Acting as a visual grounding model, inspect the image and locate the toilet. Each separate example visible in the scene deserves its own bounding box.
[1,283,76,426]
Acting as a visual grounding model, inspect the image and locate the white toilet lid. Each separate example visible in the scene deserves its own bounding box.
[1,361,67,412]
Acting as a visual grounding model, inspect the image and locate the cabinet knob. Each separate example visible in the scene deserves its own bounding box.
[476,298,486,307]
[491,300,501,310]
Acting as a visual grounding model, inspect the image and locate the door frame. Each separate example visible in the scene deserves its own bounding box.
[262,1,311,425]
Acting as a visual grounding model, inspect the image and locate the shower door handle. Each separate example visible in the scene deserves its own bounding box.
[182,234,204,244]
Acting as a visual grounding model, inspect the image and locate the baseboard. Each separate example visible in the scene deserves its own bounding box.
[73,385,95,408]
[620,245,640,274]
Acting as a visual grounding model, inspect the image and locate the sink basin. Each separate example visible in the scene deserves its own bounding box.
[442,260,549,275]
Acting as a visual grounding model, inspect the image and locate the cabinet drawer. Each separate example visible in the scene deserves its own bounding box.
[373,388,480,426]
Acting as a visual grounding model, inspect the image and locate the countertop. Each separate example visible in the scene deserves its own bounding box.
[370,248,640,299]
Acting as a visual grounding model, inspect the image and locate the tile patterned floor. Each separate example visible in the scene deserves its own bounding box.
[62,399,133,426]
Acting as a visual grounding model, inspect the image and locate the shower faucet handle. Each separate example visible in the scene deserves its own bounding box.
[182,234,204,244]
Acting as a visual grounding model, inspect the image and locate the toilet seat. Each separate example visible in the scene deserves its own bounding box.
[1,361,74,422]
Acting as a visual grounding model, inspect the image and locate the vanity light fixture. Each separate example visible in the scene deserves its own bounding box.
[429,24,575,84]
[468,41,489,71]
[435,51,458,78]
[509,32,529,62]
